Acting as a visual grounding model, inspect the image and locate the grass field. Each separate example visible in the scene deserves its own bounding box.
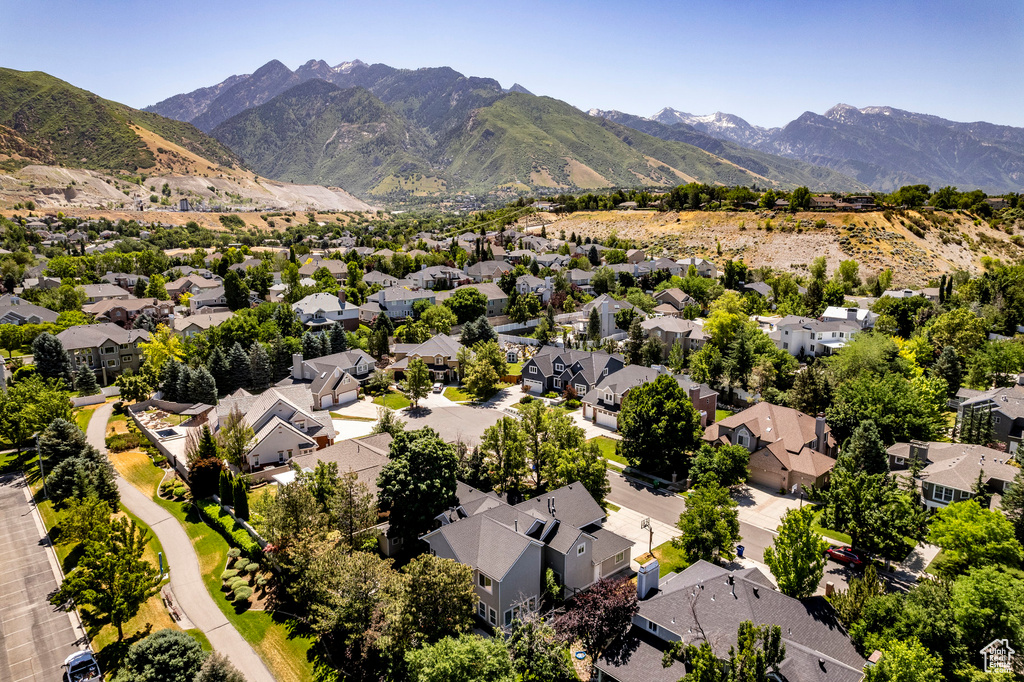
[589,436,627,466]
[811,508,853,545]
[652,540,689,577]
[443,386,474,402]
[373,390,411,410]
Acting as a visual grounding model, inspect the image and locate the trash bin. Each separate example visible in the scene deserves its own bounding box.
[737,545,745,558]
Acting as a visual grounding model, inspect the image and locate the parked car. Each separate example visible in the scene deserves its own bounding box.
[825,546,866,568]
[63,650,102,682]
[432,382,443,393]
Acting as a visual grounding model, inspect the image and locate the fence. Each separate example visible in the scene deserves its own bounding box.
[498,333,541,346]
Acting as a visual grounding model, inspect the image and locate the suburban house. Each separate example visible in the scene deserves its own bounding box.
[676,257,718,278]
[521,347,625,396]
[435,283,509,318]
[821,306,878,329]
[771,315,860,357]
[889,441,1019,509]
[953,379,1024,453]
[0,296,59,325]
[390,333,465,382]
[423,482,634,630]
[407,265,466,290]
[214,385,336,471]
[625,248,646,264]
[367,287,437,320]
[515,275,553,304]
[298,258,347,281]
[83,297,174,328]
[640,317,709,354]
[466,260,513,282]
[580,294,645,339]
[567,269,594,292]
[595,561,866,682]
[703,403,838,491]
[172,311,235,338]
[364,270,400,288]
[189,286,228,313]
[166,274,223,300]
[653,288,697,316]
[581,366,717,430]
[80,283,132,304]
[57,323,150,385]
[101,272,148,291]
[286,348,377,408]
[292,292,360,330]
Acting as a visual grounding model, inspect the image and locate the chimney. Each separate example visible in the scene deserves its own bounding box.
[292,353,304,380]
[637,555,660,600]
[815,413,827,453]
[909,440,929,464]
[337,289,346,305]
[847,308,857,321]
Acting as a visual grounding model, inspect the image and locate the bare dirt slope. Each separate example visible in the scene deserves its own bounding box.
[540,209,1023,284]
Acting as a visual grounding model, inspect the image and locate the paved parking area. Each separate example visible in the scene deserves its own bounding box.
[402,404,506,446]
[0,475,82,682]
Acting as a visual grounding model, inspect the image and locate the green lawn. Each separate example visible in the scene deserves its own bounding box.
[506,362,523,376]
[605,501,621,513]
[715,409,732,422]
[373,390,411,410]
[444,386,474,402]
[652,540,689,577]
[811,508,853,545]
[589,436,627,466]
[329,412,375,421]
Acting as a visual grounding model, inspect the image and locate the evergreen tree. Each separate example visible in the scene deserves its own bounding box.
[838,420,889,476]
[302,332,321,360]
[668,340,685,372]
[32,333,73,385]
[318,332,331,357]
[933,346,962,398]
[249,343,272,392]
[175,365,192,402]
[133,279,147,298]
[207,346,231,396]
[939,274,947,303]
[133,312,156,332]
[188,366,218,405]
[233,478,249,520]
[74,363,100,396]
[588,245,600,267]
[271,335,292,380]
[38,418,88,466]
[626,316,645,365]
[587,307,601,344]
[219,470,234,507]
[227,342,251,391]
[330,321,348,353]
[161,360,182,401]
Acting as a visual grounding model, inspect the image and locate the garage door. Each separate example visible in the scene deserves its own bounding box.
[749,466,785,490]
[335,390,357,406]
[523,379,543,394]
[320,395,333,409]
[596,410,618,429]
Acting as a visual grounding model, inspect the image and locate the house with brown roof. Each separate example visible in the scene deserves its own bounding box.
[391,333,465,382]
[56,323,150,385]
[83,297,173,328]
[703,403,838,491]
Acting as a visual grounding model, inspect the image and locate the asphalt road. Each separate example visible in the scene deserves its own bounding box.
[0,474,81,682]
[606,472,855,593]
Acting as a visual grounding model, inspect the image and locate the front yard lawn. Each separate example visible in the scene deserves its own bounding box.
[373,390,411,410]
[810,508,853,545]
[589,436,627,466]
[652,540,689,577]
[444,386,474,402]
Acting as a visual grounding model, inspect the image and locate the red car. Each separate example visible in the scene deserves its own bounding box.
[825,546,866,567]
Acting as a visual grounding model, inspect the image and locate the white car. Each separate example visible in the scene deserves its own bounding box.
[433,382,443,393]
[63,650,102,682]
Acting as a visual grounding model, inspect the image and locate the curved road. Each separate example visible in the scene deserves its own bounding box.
[87,402,276,682]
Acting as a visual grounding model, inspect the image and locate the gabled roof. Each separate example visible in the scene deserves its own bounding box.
[293,292,351,315]
[704,402,835,455]
[516,482,606,529]
[426,514,542,581]
[402,333,464,360]
[292,433,393,494]
[888,441,1018,492]
[56,323,149,350]
[80,283,131,298]
[172,310,234,332]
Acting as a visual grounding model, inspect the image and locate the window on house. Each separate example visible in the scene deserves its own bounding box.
[810,344,816,352]
[647,620,658,633]
[934,485,954,503]
[615,551,625,563]
[894,457,905,465]
[287,449,293,458]
[120,354,132,363]
[603,368,609,376]
[995,416,1002,425]
[103,346,115,354]
[478,573,492,588]
[529,365,537,374]
[253,455,260,467]
[555,363,564,372]
[106,359,117,367]
[488,608,497,626]
[577,543,586,556]
[576,384,586,394]
[278,451,285,463]
[783,342,789,350]
[504,609,513,626]
[737,433,748,448]
[554,379,562,389]
[435,355,444,365]
[478,602,486,619]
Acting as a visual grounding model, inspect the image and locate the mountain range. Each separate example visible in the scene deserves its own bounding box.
[145,59,866,199]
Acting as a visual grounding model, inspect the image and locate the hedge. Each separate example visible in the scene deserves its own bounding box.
[105,432,142,453]
[233,587,253,602]
[195,499,261,556]
[221,569,238,581]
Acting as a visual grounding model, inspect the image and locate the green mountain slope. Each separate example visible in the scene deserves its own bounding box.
[0,67,239,172]
[212,80,439,195]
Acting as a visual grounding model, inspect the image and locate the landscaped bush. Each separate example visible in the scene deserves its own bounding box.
[227,547,242,558]
[234,556,249,570]
[233,586,253,602]
[221,569,238,581]
[229,577,248,591]
[519,395,534,404]
[542,391,558,399]
[196,499,261,556]
[159,480,174,495]
[565,399,581,409]
[256,576,268,588]
[244,562,259,573]
[172,484,187,498]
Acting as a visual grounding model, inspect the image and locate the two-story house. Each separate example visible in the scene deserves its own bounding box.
[363,270,400,288]
[435,283,509,319]
[407,265,466,290]
[703,403,838,491]
[83,297,174,328]
[640,317,709,356]
[298,258,347,282]
[172,310,235,338]
[292,292,360,331]
[653,288,697,317]
[0,295,59,325]
[595,561,866,682]
[80,283,132,304]
[515,275,553,304]
[286,348,376,408]
[521,347,625,396]
[888,441,1018,509]
[57,323,149,385]
[367,287,437,321]
[821,306,878,329]
[390,333,465,382]
[581,366,717,430]
[424,482,633,630]
[465,260,512,283]
[676,257,718,279]
[166,273,223,301]
[771,316,860,357]
[189,286,229,313]
[953,379,1024,453]
[567,269,594,293]
[214,385,336,471]
[580,294,645,340]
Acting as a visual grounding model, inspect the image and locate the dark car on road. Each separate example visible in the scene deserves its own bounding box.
[825,546,866,568]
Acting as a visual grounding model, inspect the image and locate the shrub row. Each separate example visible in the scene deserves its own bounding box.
[105,432,142,453]
[196,499,261,556]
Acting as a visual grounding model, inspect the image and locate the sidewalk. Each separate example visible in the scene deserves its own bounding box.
[87,403,276,682]
[604,505,678,571]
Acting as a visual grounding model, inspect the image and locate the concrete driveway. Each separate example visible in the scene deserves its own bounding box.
[604,505,677,571]
[0,475,82,682]
[401,403,506,446]
[734,483,803,531]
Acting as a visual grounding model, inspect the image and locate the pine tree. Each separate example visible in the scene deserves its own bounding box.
[627,316,645,365]
[227,342,251,391]
[270,335,291,380]
[176,365,192,402]
[302,332,321,360]
[32,333,74,385]
[588,307,601,344]
[74,363,100,396]
[249,343,272,392]
[233,478,249,520]
[161,360,182,401]
[934,345,962,398]
[189,366,218,405]
[318,333,331,357]
[330,321,348,353]
[207,346,231,396]
[133,279,147,298]
[219,470,234,507]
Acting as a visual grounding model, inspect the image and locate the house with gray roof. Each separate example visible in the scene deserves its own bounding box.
[57,323,149,385]
[188,285,228,313]
[80,283,132,304]
[298,257,347,281]
[166,273,223,300]
[285,348,376,408]
[172,310,235,338]
[407,265,466,290]
[953,379,1024,454]
[595,561,866,682]
[889,440,1018,509]
[363,270,399,288]
[521,347,624,397]
[367,287,436,320]
[214,385,335,471]
[435,282,509,318]
[293,292,359,330]
[568,268,594,292]
[0,295,59,325]
[580,294,645,339]
[390,333,465,383]
[676,257,718,279]
[581,366,717,430]
[424,482,633,630]
[771,315,860,358]
[653,287,697,315]
[515,275,552,304]
[465,259,512,283]
[641,317,709,356]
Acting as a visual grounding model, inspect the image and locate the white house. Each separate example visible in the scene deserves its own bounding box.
[293,292,359,330]
[770,316,861,357]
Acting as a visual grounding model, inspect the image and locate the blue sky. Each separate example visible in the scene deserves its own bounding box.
[2,0,1022,127]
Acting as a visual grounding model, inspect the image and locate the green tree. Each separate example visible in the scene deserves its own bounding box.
[217,406,254,471]
[332,469,377,554]
[223,270,249,311]
[618,374,703,477]
[188,365,218,405]
[114,370,152,403]
[826,373,945,445]
[74,362,100,396]
[828,563,884,626]
[402,357,432,408]
[38,417,87,466]
[674,482,741,563]
[547,440,610,508]
[763,506,829,598]
[688,443,749,488]
[444,288,488,324]
[146,273,169,300]
[790,186,811,210]
[114,629,207,682]
[406,634,515,682]
[926,500,1024,578]
[950,564,1024,655]
[377,428,458,540]
[227,341,251,390]
[249,342,272,392]
[482,416,529,497]
[32,332,73,384]
[193,653,246,682]
[403,554,477,644]
[587,307,601,343]
[823,464,923,558]
[50,516,161,640]
[47,445,120,510]
[422,304,457,334]
[928,308,987,357]
[864,637,944,682]
[932,345,963,398]
[233,477,249,520]
[507,616,576,682]
[460,315,496,347]
[840,420,890,475]
[690,343,723,386]
[1000,467,1024,544]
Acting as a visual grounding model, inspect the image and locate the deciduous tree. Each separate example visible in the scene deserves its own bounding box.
[926,500,1024,578]
[403,555,477,644]
[377,428,458,540]
[618,374,703,477]
[402,357,431,408]
[763,506,829,598]
[674,482,740,563]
